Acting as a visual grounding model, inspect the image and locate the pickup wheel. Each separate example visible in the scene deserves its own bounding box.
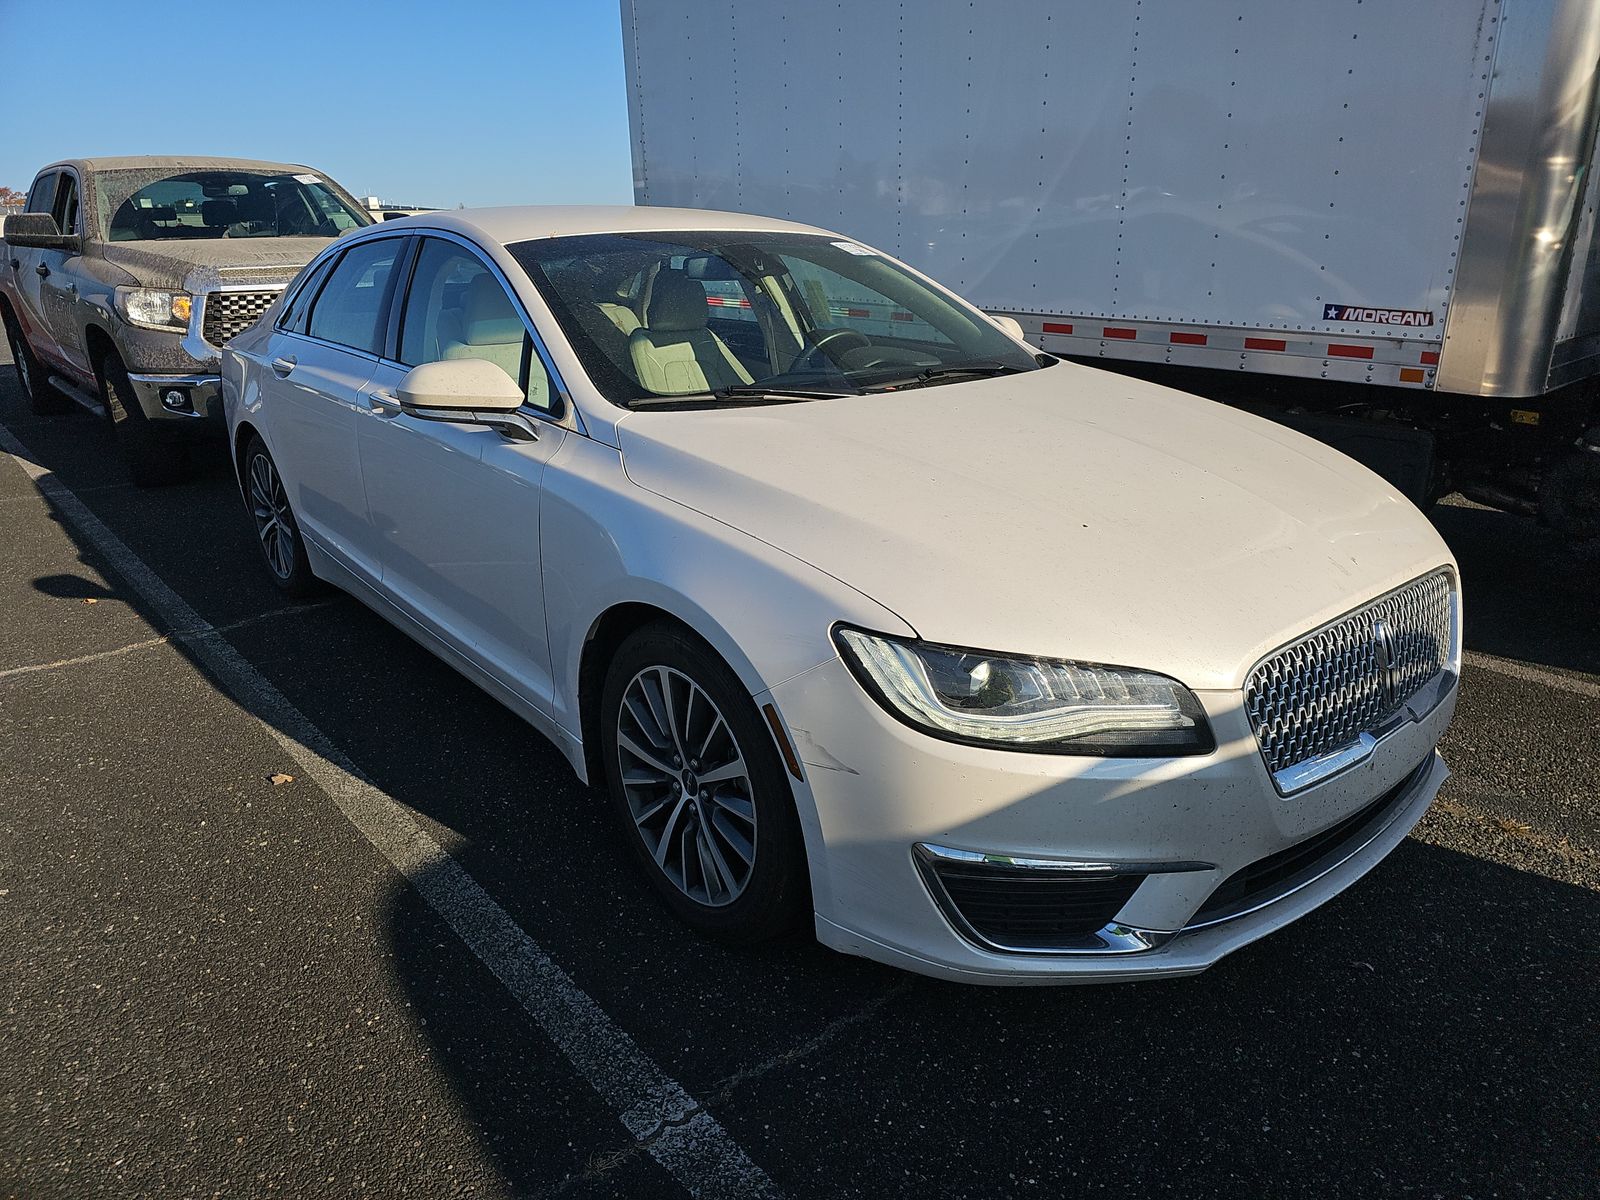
[241,434,320,597]
[98,349,191,487]
[3,308,70,415]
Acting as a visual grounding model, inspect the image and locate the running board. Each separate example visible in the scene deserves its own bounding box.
[46,374,107,419]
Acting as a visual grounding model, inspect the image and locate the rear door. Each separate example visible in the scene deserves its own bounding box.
[8,172,64,366]
[260,235,404,583]
[357,234,569,709]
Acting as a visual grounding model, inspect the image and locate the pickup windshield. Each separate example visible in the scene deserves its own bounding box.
[508,231,1050,407]
[98,169,370,242]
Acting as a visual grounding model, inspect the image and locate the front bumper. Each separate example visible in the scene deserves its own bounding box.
[126,371,225,431]
[766,656,1457,984]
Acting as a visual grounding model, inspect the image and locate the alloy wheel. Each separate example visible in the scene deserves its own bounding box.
[248,452,296,581]
[615,665,758,907]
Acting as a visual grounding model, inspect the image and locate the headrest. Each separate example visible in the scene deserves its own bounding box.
[644,270,707,332]
[461,273,524,346]
[146,205,178,223]
[201,199,237,227]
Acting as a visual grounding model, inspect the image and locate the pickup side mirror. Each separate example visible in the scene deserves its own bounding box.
[397,359,539,440]
[2,212,82,253]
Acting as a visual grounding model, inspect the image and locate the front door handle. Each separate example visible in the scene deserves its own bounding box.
[8,258,18,271]
[367,390,402,416]
[270,356,296,377]
[35,263,49,278]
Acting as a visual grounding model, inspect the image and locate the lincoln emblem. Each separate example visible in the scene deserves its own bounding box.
[1372,618,1401,707]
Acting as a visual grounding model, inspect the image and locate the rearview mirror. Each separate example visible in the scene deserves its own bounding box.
[397,359,539,440]
[2,212,82,253]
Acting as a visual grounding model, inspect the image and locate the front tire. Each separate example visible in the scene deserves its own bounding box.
[99,349,191,486]
[3,308,70,415]
[241,434,320,597]
[599,623,809,943]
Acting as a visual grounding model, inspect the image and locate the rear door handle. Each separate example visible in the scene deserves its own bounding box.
[270,356,296,377]
[34,263,49,278]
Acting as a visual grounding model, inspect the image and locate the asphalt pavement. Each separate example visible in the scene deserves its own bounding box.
[1,346,1595,1199]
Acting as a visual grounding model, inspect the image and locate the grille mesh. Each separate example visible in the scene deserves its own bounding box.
[201,289,281,346]
[1245,571,1453,778]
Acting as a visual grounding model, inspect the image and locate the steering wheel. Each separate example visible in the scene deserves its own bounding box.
[792,327,871,372]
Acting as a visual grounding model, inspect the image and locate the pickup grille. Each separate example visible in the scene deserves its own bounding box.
[201,288,281,347]
[1244,570,1454,781]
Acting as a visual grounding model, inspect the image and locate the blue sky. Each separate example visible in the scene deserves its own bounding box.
[0,0,635,208]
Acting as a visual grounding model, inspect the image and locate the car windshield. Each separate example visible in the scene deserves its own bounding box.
[98,169,370,242]
[508,231,1051,407]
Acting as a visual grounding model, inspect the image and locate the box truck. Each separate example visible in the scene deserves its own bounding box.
[621,0,1600,538]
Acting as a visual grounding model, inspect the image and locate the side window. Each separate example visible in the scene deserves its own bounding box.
[399,238,551,411]
[25,173,57,215]
[51,174,79,237]
[781,256,953,346]
[305,238,401,355]
[278,254,338,334]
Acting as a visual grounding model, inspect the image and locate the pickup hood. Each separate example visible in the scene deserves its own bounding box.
[617,365,1454,691]
[98,237,333,292]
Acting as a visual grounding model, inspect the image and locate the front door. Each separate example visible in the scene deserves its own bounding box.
[38,171,89,375]
[357,236,568,710]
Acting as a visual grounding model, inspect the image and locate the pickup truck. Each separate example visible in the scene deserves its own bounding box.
[1,156,371,483]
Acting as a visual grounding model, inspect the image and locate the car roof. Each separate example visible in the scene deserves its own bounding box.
[378,204,833,244]
[39,155,318,175]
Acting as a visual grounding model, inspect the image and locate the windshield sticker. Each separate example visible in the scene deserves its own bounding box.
[831,240,875,256]
[292,173,322,185]
[1323,303,1434,327]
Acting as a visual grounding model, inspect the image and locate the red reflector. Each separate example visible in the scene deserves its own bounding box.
[1244,337,1286,351]
[1420,350,1440,365]
[1169,331,1207,346]
[1327,343,1375,360]
[1041,321,1074,335]
[1103,326,1136,340]
[845,308,871,319]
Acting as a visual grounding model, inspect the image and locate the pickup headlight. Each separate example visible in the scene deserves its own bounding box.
[115,287,193,332]
[834,628,1214,755]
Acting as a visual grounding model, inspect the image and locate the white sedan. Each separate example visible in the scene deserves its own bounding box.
[222,206,1460,984]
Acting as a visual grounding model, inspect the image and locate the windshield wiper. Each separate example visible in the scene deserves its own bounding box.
[709,385,853,401]
[859,361,1028,392]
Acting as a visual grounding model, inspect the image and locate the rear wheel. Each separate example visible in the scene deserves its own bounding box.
[599,623,809,943]
[99,349,191,486]
[3,308,69,415]
[242,434,320,597]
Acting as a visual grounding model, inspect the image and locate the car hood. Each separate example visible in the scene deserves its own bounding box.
[615,365,1455,691]
[98,237,334,292]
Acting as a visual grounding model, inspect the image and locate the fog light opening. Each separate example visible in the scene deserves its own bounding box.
[160,388,193,414]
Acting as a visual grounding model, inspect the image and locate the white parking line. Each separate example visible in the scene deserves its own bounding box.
[1463,650,1600,700]
[0,421,779,1200]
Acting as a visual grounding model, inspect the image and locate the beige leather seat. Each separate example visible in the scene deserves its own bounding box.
[441,274,543,406]
[628,271,753,394]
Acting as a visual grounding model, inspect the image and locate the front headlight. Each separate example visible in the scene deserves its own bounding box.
[834,627,1214,756]
[116,287,192,332]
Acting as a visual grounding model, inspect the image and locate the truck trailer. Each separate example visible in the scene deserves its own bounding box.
[621,0,1600,538]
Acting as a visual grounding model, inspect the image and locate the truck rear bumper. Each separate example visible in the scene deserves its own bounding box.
[127,372,225,432]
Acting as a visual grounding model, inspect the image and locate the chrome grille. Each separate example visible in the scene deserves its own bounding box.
[1245,571,1454,779]
[201,289,281,346]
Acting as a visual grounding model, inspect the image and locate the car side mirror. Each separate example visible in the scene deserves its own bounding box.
[992,315,1028,344]
[2,212,82,253]
[397,359,539,441]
